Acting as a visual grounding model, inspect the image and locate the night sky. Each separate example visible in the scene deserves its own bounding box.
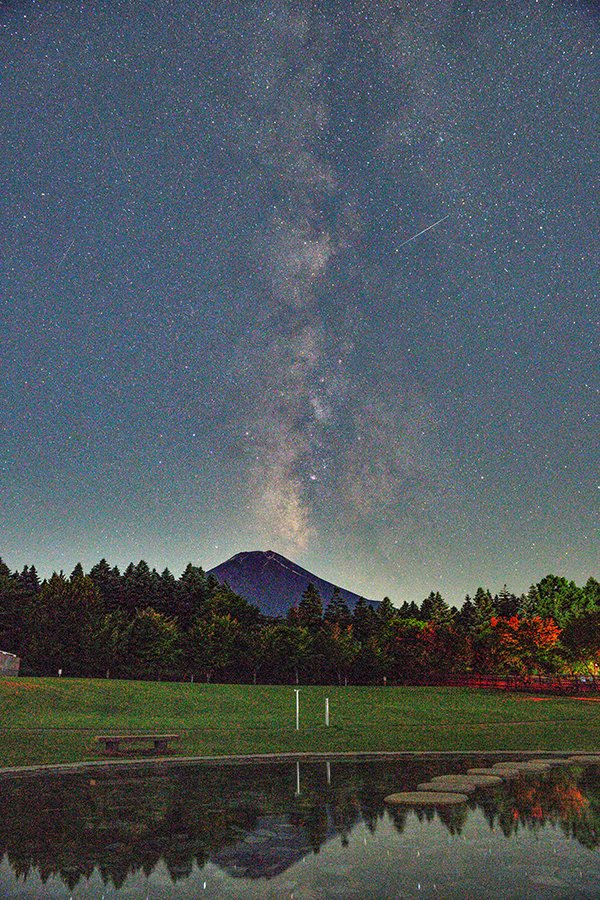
[1,0,598,605]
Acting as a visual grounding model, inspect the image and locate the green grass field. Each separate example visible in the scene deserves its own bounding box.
[0,677,598,768]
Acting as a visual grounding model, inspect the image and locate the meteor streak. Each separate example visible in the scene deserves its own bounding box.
[55,238,75,272]
[395,213,451,250]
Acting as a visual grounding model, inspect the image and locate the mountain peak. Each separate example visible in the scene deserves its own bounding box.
[207,550,378,618]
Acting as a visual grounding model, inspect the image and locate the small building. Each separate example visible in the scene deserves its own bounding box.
[0,650,20,676]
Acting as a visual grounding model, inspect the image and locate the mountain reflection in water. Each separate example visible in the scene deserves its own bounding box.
[0,758,599,897]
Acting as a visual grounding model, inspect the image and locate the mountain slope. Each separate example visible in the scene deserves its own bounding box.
[207,550,379,619]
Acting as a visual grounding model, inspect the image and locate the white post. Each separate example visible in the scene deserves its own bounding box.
[296,760,301,796]
[325,697,329,727]
[326,760,331,785]
[294,689,300,731]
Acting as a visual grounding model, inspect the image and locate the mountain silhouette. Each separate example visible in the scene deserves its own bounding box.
[207,549,379,618]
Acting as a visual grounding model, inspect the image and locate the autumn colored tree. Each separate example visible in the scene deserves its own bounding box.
[489,615,561,675]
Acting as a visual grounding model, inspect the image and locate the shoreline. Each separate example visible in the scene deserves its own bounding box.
[1,748,596,780]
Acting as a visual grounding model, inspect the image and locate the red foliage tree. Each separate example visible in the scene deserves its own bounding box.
[489,615,561,674]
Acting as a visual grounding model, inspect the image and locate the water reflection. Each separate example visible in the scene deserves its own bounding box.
[0,757,599,897]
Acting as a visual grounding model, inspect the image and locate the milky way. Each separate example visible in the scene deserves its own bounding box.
[1,0,597,603]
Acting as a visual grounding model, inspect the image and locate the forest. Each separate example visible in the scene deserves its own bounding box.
[0,557,598,683]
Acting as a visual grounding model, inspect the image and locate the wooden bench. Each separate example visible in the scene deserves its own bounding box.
[96,734,180,755]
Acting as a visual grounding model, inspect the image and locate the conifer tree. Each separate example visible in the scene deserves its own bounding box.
[297,583,323,632]
[89,559,122,613]
[0,560,24,654]
[421,591,454,626]
[69,563,84,582]
[352,597,377,642]
[324,588,351,629]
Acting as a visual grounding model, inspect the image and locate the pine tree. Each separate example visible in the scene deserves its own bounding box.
[473,587,495,628]
[496,585,518,617]
[584,577,600,608]
[122,560,152,613]
[18,565,40,595]
[151,567,177,616]
[324,588,352,629]
[23,573,103,675]
[458,596,475,629]
[297,583,323,632]
[470,587,495,673]
[352,597,377,643]
[69,563,84,582]
[421,591,454,626]
[0,561,24,654]
[377,596,397,625]
[177,564,208,627]
[374,596,399,645]
[89,559,122,613]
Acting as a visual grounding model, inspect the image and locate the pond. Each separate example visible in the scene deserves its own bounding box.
[1,755,599,898]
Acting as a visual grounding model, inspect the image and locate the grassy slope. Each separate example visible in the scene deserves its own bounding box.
[0,677,598,767]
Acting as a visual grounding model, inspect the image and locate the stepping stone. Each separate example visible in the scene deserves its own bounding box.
[567,755,600,764]
[384,791,468,806]
[467,767,517,780]
[431,773,503,788]
[511,762,552,772]
[527,758,568,766]
[417,780,478,794]
[492,761,550,772]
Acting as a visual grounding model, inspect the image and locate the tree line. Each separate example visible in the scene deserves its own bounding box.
[0,557,598,682]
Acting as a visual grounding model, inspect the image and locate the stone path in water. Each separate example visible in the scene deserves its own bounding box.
[384,753,600,808]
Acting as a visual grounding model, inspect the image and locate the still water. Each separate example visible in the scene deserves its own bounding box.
[0,756,599,898]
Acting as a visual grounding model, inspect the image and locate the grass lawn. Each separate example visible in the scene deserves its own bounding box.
[0,677,598,767]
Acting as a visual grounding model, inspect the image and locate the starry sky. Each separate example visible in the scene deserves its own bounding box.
[1,0,598,605]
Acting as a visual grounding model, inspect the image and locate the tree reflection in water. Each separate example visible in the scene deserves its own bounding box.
[0,759,598,892]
